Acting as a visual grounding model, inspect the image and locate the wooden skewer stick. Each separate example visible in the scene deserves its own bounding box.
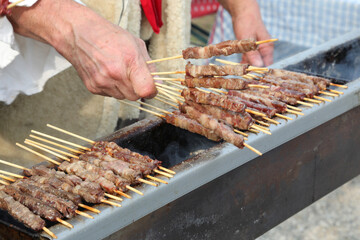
[275,113,293,120]
[0,174,15,182]
[101,199,122,207]
[243,143,262,156]
[245,109,267,117]
[165,81,186,89]
[297,101,313,107]
[29,135,83,154]
[247,66,269,71]
[287,105,302,112]
[0,169,25,179]
[155,83,182,93]
[248,129,259,134]
[215,58,239,65]
[233,129,248,138]
[253,124,270,131]
[314,96,332,102]
[157,92,181,104]
[158,166,176,175]
[251,125,271,135]
[151,71,185,76]
[119,100,165,118]
[47,124,95,144]
[16,143,61,166]
[7,0,25,9]
[256,38,278,45]
[304,97,322,104]
[286,109,304,116]
[147,55,183,64]
[24,141,70,162]
[154,96,178,108]
[209,88,227,94]
[247,84,270,89]
[263,117,279,125]
[154,169,173,178]
[56,218,73,229]
[114,190,132,199]
[330,83,348,89]
[139,178,158,187]
[31,130,90,151]
[255,120,270,127]
[158,89,183,104]
[0,159,30,170]
[138,101,172,115]
[147,175,168,184]
[328,89,344,95]
[43,227,58,239]
[75,210,94,219]
[104,193,123,202]
[78,203,101,214]
[0,179,9,185]
[126,185,144,196]
[153,77,184,82]
[319,91,338,97]
[25,139,79,159]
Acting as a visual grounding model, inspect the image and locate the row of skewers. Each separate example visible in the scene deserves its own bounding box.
[123,39,348,155]
[0,124,175,238]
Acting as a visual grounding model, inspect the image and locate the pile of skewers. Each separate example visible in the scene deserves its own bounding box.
[0,124,175,238]
[121,38,348,156]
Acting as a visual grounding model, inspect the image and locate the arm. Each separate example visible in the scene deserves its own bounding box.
[218,0,273,66]
[7,0,157,100]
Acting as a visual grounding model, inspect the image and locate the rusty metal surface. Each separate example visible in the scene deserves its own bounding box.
[106,106,360,240]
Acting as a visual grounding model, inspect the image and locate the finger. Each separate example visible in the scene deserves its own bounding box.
[258,42,274,66]
[114,81,139,101]
[129,58,157,99]
[243,51,264,67]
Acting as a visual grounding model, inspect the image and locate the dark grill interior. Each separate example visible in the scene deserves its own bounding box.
[286,38,360,84]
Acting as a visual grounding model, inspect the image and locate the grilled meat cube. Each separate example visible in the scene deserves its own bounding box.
[185,62,249,77]
[0,191,45,231]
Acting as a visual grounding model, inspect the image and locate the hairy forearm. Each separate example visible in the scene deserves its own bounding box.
[217,0,258,18]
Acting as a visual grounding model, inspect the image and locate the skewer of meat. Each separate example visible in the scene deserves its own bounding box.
[180,104,244,148]
[185,62,250,77]
[269,69,331,90]
[184,100,254,130]
[0,191,46,232]
[58,160,131,193]
[165,110,221,141]
[147,39,278,63]
[182,88,246,113]
[24,165,105,204]
[183,76,250,89]
[0,185,62,222]
[12,180,78,218]
[227,91,287,113]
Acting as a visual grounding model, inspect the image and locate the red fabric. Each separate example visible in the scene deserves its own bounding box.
[191,0,219,19]
[0,0,11,16]
[140,0,163,34]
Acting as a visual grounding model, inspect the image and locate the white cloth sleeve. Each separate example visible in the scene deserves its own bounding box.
[0,0,84,104]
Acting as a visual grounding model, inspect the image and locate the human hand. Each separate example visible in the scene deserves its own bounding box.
[219,0,274,67]
[8,0,157,101]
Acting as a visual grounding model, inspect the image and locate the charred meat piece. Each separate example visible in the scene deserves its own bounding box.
[182,88,246,113]
[165,110,221,141]
[239,88,299,105]
[270,69,331,90]
[185,62,249,77]
[12,180,77,218]
[24,165,104,204]
[184,76,249,89]
[227,95,277,118]
[0,185,62,222]
[183,39,257,59]
[259,75,316,98]
[228,90,287,113]
[0,191,45,231]
[185,100,254,130]
[181,104,244,148]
